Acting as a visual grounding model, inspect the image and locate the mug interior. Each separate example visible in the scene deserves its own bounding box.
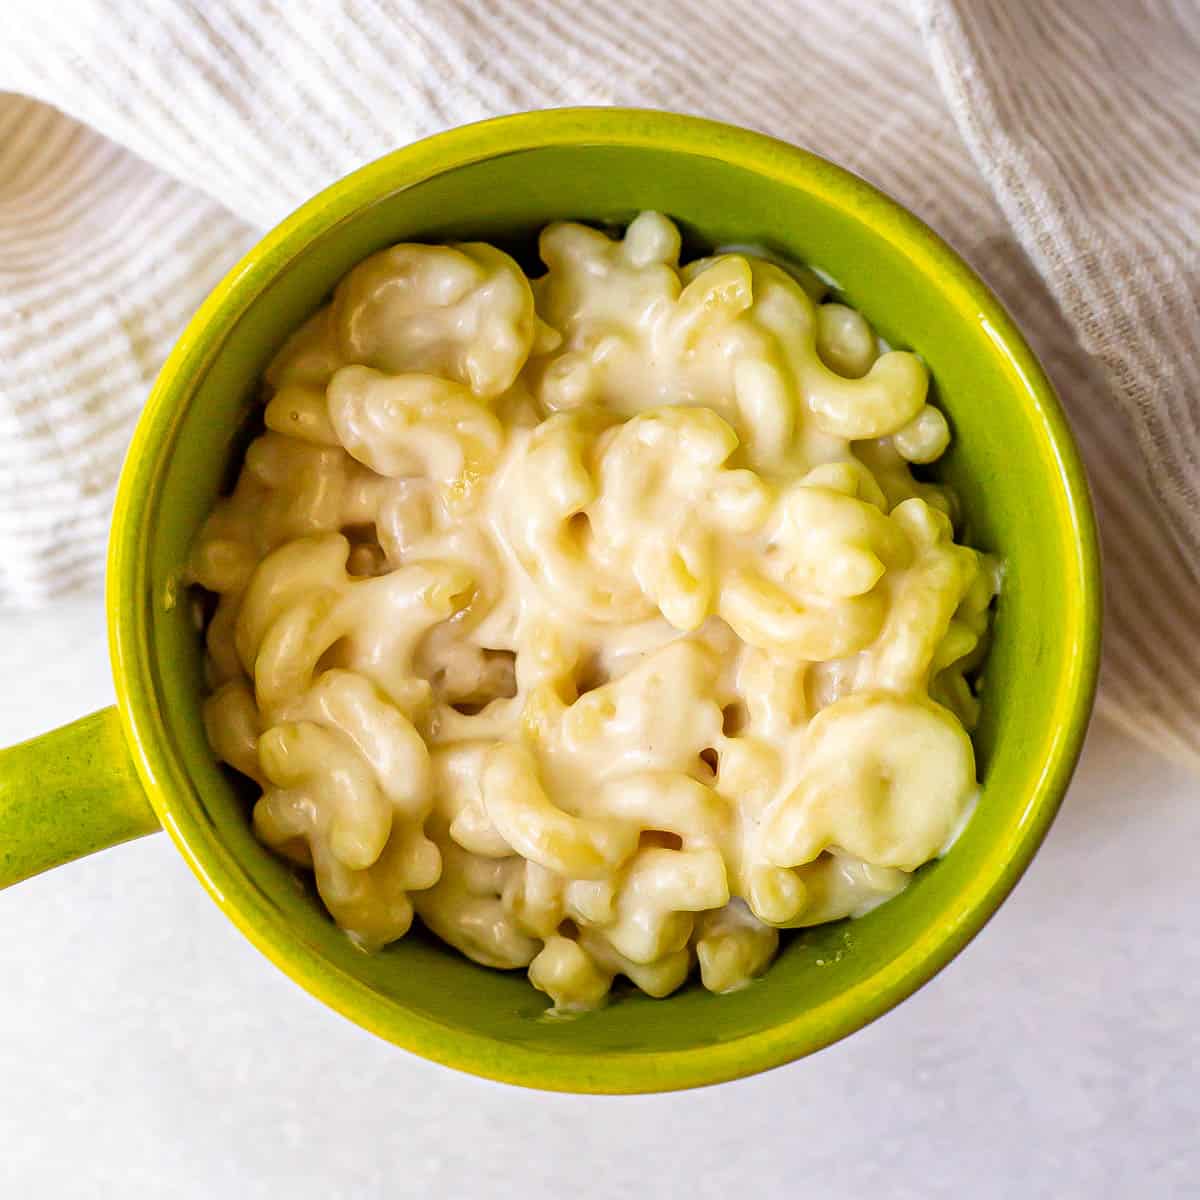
[110,112,1099,1092]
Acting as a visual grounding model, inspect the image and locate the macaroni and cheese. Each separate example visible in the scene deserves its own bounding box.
[190,213,998,1010]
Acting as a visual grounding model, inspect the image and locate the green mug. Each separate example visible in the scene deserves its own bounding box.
[0,109,1100,1093]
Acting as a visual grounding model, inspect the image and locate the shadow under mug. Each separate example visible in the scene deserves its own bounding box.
[0,109,1101,1093]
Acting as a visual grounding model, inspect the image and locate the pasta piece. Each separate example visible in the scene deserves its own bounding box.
[188,433,390,596]
[252,672,440,949]
[719,569,886,659]
[326,366,504,510]
[264,306,344,391]
[413,839,540,970]
[529,935,613,1012]
[589,407,771,630]
[894,404,950,464]
[332,242,535,397]
[815,302,879,379]
[495,410,651,623]
[601,846,729,964]
[481,743,638,879]
[203,679,263,785]
[760,693,975,872]
[235,532,473,716]
[694,902,780,993]
[765,480,912,599]
[787,853,909,927]
[857,498,982,694]
[577,929,693,999]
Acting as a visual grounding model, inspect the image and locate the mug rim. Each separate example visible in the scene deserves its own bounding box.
[107,107,1102,1093]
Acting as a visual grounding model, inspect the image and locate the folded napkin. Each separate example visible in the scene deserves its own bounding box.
[2,0,1197,766]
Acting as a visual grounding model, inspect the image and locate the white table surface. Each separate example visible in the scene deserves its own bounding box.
[2,593,1197,1199]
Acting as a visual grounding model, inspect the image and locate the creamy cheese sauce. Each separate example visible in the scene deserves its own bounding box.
[191,212,997,1010]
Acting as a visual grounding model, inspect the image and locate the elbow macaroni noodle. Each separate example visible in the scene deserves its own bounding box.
[191,212,998,1011]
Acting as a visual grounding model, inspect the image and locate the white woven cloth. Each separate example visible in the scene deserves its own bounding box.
[2,0,1197,766]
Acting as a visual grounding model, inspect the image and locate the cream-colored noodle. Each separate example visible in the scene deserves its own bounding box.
[191,212,998,1010]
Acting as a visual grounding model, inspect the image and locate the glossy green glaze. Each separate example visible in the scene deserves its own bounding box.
[0,708,158,887]
[3,109,1099,1092]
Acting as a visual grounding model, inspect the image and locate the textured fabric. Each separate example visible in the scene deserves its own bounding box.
[1,0,1196,766]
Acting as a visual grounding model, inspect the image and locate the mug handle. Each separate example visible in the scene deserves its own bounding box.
[0,707,160,888]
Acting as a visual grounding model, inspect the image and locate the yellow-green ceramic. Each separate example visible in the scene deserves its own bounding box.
[0,109,1101,1093]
